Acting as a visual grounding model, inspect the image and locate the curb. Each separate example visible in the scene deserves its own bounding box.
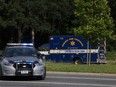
[47,71,116,76]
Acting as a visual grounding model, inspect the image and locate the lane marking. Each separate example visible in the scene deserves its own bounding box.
[0,81,115,87]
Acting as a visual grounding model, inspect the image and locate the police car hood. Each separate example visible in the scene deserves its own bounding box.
[5,56,39,62]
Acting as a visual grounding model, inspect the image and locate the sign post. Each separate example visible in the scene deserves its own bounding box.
[87,41,89,65]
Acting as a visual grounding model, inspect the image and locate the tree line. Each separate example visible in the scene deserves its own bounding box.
[0,0,116,50]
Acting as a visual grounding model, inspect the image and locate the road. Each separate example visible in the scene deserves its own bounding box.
[0,72,116,87]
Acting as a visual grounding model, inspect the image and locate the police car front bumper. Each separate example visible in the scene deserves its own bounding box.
[1,63,44,76]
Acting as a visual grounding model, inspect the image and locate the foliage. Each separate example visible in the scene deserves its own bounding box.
[0,0,75,44]
[106,51,116,60]
[31,0,75,35]
[0,0,116,50]
[74,0,115,42]
[108,0,116,50]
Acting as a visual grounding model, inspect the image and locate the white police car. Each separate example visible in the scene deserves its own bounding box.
[0,43,46,80]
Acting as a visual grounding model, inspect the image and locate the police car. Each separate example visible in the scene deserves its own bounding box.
[0,43,46,80]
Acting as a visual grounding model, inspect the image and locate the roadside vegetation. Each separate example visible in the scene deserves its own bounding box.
[46,61,116,74]
[0,0,116,50]
[46,51,116,74]
[106,51,116,60]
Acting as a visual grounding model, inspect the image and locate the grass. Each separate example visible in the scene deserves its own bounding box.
[46,51,116,74]
[46,61,116,74]
[106,51,116,60]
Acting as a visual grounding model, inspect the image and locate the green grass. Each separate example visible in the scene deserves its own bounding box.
[46,51,116,74]
[106,51,116,60]
[46,61,116,74]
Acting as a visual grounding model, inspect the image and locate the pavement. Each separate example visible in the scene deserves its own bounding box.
[47,71,116,76]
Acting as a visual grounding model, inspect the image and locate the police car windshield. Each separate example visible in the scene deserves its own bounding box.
[4,47,37,57]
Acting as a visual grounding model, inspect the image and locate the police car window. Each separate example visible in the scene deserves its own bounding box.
[5,48,37,57]
[23,48,37,57]
[5,48,15,57]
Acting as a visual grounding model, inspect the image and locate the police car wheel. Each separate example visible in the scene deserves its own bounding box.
[74,59,82,64]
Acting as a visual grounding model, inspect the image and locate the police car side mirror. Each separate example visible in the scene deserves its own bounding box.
[37,53,43,58]
[39,54,45,60]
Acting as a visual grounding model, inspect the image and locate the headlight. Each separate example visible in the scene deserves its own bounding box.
[3,59,13,65]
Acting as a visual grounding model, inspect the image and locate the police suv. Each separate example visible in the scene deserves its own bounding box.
[0,43,46,80]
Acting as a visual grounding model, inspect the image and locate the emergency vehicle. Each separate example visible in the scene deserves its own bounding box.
[0,43,46,80]
[39,36,107,64]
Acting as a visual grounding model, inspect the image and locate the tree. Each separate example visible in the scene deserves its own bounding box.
[0,0,76,44]
[74,0,115,43]
[108,0,116,50]
[30,0,76,35]
[0,0,40,43]
[0,0,7,29]
[0,0,26,43]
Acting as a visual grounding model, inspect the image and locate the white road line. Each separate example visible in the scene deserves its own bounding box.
[47,76,116,81]
[0,81,115,87]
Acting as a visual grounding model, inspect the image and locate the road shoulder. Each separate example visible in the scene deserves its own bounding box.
[47,71,116,76]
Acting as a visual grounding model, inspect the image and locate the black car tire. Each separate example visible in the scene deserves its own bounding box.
[74,59,82,64]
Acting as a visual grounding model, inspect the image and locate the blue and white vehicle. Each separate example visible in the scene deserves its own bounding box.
[0,43,46,80]
[39,36,107,64]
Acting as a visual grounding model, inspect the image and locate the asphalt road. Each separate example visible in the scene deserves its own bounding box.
[0,72,116,87]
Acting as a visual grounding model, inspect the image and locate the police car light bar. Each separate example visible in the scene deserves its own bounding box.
[7,43,33,46]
